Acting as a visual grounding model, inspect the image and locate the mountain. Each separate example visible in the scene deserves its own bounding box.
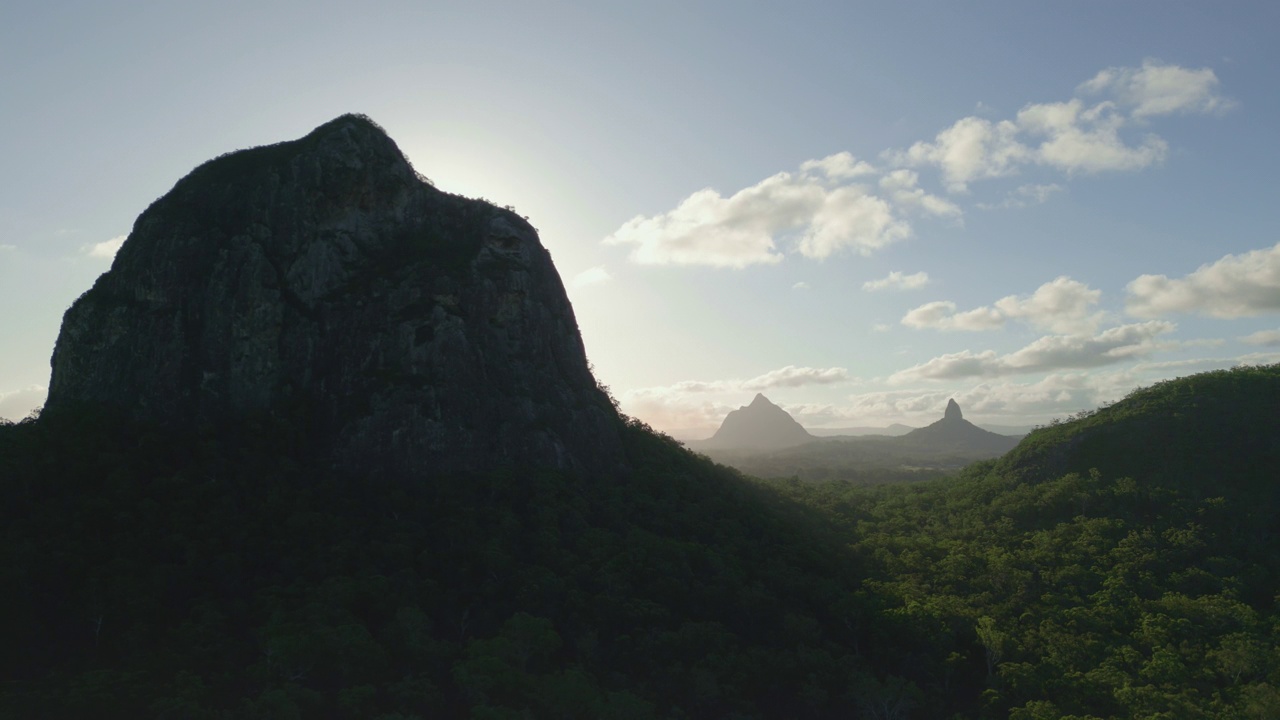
[697,393,814,450]
[708,399,1020,484]
[45,114,621,477]
[809,424,915,437]
[898,399,1020,454]
[0,117,888,718]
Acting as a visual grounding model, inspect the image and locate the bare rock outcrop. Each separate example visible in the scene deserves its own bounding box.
[48,114,624,476]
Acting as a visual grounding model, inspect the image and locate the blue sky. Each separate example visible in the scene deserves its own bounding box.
[3,1,1279,436]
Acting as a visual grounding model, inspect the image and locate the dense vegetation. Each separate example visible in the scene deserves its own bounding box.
[0,409,895,718]
[3,364,1279,718]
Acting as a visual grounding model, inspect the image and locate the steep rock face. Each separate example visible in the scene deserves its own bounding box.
[944,398,962,421]
[47,114,624,476]
[702,394,813,451]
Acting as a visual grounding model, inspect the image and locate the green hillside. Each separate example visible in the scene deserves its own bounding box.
[3,364,1279,718]
[773,364,1280,719]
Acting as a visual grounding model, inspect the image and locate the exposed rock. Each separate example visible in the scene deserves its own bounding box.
[47,114,624,476]
[699,393,814,451]
[944,398,962,421]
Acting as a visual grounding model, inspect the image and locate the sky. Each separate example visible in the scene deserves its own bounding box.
[3,1,1279,437]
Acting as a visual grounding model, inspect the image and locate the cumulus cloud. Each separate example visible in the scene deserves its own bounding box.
[799,151,876,180]
[863,270,930,292]
[902,301,1005,331]
[899,61,1226,191]
[618,365,851,436]
[741,365,849,390]
[1079,59,1231,119]
[890,321,1176,382]
[606,61,1227,267]
[792,281,811,290]
[1241,329,1280,346]
[0,386,46,422]
[878,170,963,218]
[901,116,1030,192]
[1126,242,1280,318]
[85,235,126,259]
[571,266,613,288]
[602,149,947,267]
[903,276,1103,334]
[638,365,852,396]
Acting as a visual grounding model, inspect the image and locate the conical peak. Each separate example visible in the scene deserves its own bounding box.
[945,399,963,421]
[749,393,774,408]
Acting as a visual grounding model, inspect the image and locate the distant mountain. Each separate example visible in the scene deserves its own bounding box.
[899,399,1021,454]
[809,424,915,437]
[705,399,1020,484]
[697,393,813,451]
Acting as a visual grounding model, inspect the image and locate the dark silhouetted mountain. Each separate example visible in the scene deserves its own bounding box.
[900,398,1020,454]
[45,114,622,476]
[698,393,814,450]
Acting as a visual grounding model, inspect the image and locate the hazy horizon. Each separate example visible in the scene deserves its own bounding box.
[4,2,1279,432]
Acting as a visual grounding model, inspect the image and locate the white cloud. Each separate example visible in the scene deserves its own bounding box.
[741,365,849,390]
[795,185,912,259]
[903,276,1103,334]
[902,116,1029,192]
[890,321,1176,382]
[792,281,811,290]
[1241,329,1280,347]
[0,386,46,422]
[902,300,1005,331]
[85,235,126,259]
[0,244,15,251]
[618,365,852,437]
[863,270,930,292]
[571,266,613,288]
[1126,242,1280,318]
[1238,351,1280,366]
[618,387,735,437]
[878,170,963,218]
[799,152,876,180]
[1080,59,1231,119]
[872,323,891,332]
[899,61,1223,190]
[606,61,1227,267]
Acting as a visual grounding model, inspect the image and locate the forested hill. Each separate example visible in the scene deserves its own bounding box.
[0,408,894,719]
[772,363,1280,719]
[3,365,1279,718]
[997,365,1280,496]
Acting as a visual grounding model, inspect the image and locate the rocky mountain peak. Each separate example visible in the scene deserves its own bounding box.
[945,398,963,421]
[46,114,624,477]
[701,394,813,451]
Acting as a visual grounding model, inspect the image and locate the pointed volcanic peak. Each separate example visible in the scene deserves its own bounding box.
[703,393,814,451]
[903,398,1020,454]
[45,114,624,477]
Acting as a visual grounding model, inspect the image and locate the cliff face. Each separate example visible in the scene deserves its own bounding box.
[47,114,624,476]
